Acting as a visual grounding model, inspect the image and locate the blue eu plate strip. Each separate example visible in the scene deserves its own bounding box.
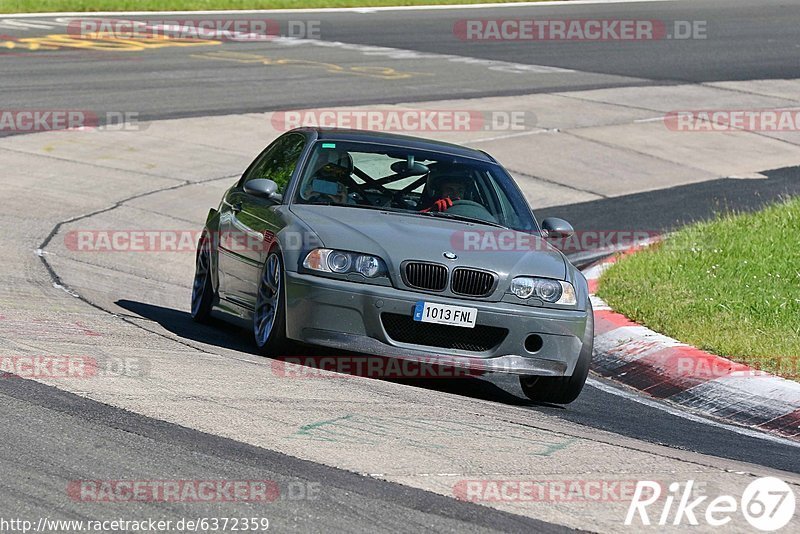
[413,301,425,321]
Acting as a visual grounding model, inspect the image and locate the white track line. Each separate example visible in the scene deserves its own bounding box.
[0,0,682,18]
[586,377,800,448]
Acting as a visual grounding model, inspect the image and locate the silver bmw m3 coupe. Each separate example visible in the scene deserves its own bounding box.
[192,128,593,404]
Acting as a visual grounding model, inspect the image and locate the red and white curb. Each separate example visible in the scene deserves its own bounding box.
[583,248,800,441]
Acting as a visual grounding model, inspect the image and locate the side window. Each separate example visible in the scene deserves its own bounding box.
[243,133,305,195]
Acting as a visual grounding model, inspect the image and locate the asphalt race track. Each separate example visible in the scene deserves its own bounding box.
[2,0,800,122]
[1,0,800,532]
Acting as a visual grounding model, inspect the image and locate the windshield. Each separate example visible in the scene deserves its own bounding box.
[293,140,537,231]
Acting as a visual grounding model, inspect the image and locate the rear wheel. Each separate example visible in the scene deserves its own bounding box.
[254,251,289,355]
[519,302,593,404]
[191,233,215,323]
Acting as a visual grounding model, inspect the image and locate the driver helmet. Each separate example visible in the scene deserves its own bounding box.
[426,169,472,200]
[302,150,353,199]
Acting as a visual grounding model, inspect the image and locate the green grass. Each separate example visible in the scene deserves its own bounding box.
[2,0,549,14]
[598,197,800,380]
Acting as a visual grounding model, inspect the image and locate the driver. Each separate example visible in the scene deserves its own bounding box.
[302,160,351,204]
[420,175,468,213]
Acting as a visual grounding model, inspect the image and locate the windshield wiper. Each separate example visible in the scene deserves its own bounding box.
[419,211,509,229]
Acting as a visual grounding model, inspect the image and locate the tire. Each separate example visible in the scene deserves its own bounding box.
[191,232,215,323]
[253,250,289,355]
[519,301,594,404]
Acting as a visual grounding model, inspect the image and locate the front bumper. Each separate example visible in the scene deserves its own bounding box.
[284,271,589,376]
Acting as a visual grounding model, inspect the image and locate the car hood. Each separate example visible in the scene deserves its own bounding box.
[290,205,566,281]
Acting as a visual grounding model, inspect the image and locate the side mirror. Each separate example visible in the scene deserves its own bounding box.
[244,179,281,202]
[541,217,574,239]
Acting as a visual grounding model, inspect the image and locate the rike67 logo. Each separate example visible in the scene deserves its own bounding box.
[626,477,796,531]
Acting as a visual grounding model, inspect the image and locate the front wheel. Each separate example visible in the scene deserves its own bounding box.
[519,302,593,404]
[253,251,289,355]
[191,233,215,323]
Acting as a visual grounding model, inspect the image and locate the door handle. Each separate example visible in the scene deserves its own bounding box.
[231,202,243,213]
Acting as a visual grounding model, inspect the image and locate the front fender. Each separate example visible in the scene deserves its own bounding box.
[276,207,323,273]
[203,208,221,293]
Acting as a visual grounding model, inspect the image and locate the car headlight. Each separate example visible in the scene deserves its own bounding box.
[510,277,577,305]
[328,250,352,273]
[354,254,381,278]
[303,249,386,278]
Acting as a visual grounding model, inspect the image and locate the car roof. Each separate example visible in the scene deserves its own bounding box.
[290,127,496,163]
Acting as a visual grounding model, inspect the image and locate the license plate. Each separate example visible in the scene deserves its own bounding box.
[413,301,477,328]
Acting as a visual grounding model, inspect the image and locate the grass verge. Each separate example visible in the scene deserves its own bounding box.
[2,0,548,14]
[598,197,800,381]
